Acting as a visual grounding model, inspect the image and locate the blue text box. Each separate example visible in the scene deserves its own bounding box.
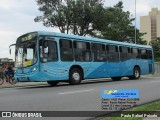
[102,89,139,98]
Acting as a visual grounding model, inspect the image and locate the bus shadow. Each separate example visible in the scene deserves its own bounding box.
[16,77,146,90]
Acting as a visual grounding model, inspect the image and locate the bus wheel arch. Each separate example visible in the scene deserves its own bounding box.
[69,65,84,85]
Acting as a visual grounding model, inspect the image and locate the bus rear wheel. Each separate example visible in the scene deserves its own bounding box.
[47,81,59,86]
[129,67,140,80]
[69,68,82,85]
[111,77,122,81]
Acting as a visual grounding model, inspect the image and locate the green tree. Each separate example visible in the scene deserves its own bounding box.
[135,30,147,45]
[95,1,147,45]
[35,0,104,35]
[149,37,160,61]
[96,2,133,41]
[34,0,70,33]
[35,0,147,44]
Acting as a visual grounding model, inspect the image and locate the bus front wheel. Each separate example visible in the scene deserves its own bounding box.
[111,77,122,81]
[69,68,82,85]
[47,81,59,86]
[129,67,140,80]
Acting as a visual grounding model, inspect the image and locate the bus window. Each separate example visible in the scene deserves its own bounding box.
[60,39,73,61]
[148,50,153,59]
[128,48,132,53]
[74,41,91,62]
[141,49,147,59]
[120,46,130,61]
[132,48,138,59]
[137,49,141,59]
[40,40,58,62]
[106,45,119,62]
[92,43,106,62]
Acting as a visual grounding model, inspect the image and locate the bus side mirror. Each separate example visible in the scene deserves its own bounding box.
[9,43,16,55]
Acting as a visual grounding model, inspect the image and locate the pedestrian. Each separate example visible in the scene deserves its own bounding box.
[3,63,13,82]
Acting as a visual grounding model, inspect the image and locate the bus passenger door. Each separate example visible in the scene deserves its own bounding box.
[148,50,155,74]
[105,45,121,77]
[39,38,59,81]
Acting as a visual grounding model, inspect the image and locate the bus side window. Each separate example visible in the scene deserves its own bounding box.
[92,43,106,62]
[129,48,133,59]
[107,45,119,62]
[74,41,91,62]
[132,48,138,59]
[148,50,153,59]
[120,46,129,61]
[141,49,147,59]
[137,49,141,59]
[47,41,58,61]
[60,39,73,61]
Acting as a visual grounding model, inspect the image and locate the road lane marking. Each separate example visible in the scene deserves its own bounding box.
[58,89,94,95]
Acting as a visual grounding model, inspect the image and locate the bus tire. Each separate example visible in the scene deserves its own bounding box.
[47,81,59,86]
[69,68,82,85]
[111,77,122,81]
[129,67,140,80]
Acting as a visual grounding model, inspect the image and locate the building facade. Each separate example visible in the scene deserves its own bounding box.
[140,8,160,43]
[0,58,14,65]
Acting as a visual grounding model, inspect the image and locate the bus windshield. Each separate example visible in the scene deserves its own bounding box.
[15,33,37,68]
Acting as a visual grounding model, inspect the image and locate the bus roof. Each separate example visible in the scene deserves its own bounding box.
[34,31,152,49]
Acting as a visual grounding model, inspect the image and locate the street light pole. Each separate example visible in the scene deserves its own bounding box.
[135,0,136,44]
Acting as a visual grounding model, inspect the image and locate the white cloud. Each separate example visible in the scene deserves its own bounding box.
[0,0,16,10]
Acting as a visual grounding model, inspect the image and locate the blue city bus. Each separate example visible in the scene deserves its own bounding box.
[10,31,155,85]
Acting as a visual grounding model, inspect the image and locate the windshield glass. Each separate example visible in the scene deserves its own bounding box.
[15,33,37,68]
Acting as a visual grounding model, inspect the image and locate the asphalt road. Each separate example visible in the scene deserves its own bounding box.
[0,76,160,120]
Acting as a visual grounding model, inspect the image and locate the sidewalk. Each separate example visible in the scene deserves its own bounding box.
[0,81,47,89]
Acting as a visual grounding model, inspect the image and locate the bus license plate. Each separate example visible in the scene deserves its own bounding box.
[20,77,27,81]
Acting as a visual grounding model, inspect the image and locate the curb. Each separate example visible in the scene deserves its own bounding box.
[0,82,48,89]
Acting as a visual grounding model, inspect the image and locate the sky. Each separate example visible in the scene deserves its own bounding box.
[0,0,160,60]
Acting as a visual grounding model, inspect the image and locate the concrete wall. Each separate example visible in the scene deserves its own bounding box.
[155,62,160,74]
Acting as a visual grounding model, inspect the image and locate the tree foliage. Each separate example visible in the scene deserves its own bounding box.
[35,0,147,44]
[95,1,147,44]
[149,37,160,60]
[35,0,104,36]
[97,2,133,40]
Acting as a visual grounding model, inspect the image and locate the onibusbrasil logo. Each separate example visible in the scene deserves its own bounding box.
[104,90,118,94]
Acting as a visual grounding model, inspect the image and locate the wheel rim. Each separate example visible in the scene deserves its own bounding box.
[72,72,80,81]
[135,69,139,78]
[10,78,17,85]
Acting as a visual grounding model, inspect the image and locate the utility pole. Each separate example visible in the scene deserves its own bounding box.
[135,0,137,44]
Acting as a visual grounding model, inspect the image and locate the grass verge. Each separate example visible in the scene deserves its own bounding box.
[103,100,160,120]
